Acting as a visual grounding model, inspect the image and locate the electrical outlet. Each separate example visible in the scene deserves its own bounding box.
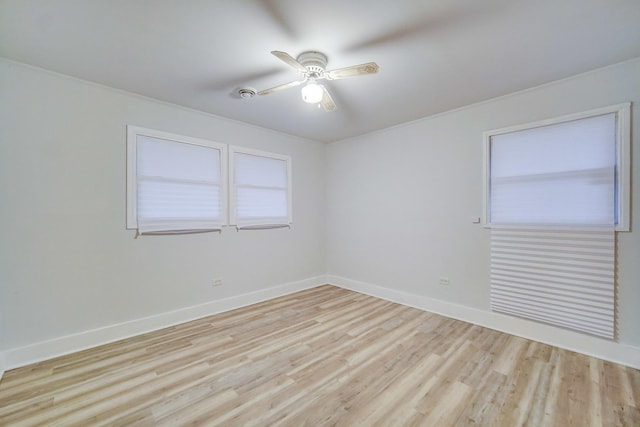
[212,278,223,287]
[439,277,450,286]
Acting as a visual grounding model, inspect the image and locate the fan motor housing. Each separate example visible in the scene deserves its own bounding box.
[297,51,328,75]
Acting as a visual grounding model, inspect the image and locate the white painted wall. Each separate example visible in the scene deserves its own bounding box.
[1,56,639,372]
[0,60,326,366]
[326,58,640,361]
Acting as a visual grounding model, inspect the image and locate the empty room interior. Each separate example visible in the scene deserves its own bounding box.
[1,1,640,425]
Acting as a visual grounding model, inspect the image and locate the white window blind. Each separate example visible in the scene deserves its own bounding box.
[484,104,630,339]
[489,113,616,226]
[127,127,226,233]
[490,226,615,339]
[230,148,292,229]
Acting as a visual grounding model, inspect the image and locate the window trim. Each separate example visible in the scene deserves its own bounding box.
[126,125,228,231]
[228,145,293,228]
[482,102,631,231]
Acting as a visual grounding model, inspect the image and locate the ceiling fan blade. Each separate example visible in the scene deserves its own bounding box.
[257,79,303,96]
[345,3,504,52]
[326,62,379,80]
[259,1,298,38]
[320,85,337,112]
[271,51,308,74]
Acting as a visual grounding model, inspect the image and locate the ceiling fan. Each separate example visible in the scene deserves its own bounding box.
[250,50,379,112]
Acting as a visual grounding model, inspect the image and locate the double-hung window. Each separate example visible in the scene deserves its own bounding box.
[127,126,227,233]
[229,147,292,229]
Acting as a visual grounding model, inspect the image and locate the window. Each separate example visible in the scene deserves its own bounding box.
[126,126,227,233]
[483,103,630,339]
[483,103,630,230]
[229,147,292,229]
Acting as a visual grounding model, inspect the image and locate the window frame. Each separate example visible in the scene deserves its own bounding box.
[228,145,293,228]
[126,125,228,231]
[482,102,631,231]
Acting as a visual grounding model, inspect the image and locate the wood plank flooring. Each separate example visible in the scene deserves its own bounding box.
[1,285,639,426]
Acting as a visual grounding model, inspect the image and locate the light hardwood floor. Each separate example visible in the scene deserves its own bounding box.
[1,285,639,426]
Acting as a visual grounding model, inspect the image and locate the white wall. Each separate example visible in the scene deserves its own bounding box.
[326,58,640,365]
[2,56,639,372]
[0,59,326,367]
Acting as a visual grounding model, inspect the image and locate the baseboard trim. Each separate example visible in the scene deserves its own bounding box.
[4,275,327,371]
[327,275,640,370]
[7,274,638,372]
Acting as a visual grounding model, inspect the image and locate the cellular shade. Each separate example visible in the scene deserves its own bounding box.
[136,135,223,233]
[489,113,616,226]
[233,151,290,227]
[490,226,615,339]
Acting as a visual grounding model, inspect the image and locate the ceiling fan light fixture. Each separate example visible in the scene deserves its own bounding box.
[256,49,378,112]
[301,81,323,104]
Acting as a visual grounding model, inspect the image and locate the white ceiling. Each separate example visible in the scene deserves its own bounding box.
[1,0,639,143]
